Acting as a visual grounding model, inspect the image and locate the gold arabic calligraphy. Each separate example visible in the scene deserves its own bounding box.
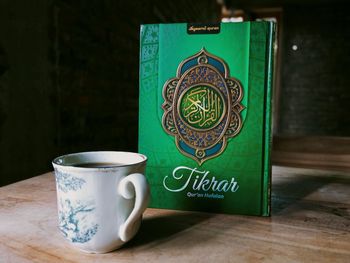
[180,86,223,129]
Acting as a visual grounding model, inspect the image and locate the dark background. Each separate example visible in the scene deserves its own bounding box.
[0,0,349,186]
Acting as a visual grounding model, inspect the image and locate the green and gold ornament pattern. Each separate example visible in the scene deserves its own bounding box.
[162,48,244,165]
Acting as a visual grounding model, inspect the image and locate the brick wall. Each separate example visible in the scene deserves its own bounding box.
[2,1,349,186]
[51,0,220,156]
[0,0,220,186]
[278,4,350,136]
[0,0,55,186]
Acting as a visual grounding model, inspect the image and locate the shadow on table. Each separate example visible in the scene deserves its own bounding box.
[272,172,349,215]
[121,211,213,249]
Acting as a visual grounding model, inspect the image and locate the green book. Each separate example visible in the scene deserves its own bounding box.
[139,22,275,216]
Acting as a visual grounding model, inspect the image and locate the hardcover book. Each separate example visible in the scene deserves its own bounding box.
[139,21,275,216]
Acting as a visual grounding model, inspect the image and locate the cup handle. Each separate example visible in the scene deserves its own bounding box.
[118,173,150,242]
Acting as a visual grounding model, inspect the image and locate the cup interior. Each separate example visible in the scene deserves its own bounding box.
[52,151,147,168]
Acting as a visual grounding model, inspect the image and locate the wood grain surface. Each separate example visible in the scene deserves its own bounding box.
[272,136,350,171]
[0,166,349,262]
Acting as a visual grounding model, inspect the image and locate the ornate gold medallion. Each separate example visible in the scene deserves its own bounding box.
[162,48,244,165]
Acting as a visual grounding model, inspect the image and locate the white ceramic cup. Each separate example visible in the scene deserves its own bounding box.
[52,151,150,253]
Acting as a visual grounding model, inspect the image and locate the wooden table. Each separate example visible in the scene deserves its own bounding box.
[1,166,349,262]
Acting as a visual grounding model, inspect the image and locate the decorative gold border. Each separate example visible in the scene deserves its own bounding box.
[161,48,244,165]
[176,48,230,78]
[175,137,227,166]
[172,62,232,145]
[176,83,227,132]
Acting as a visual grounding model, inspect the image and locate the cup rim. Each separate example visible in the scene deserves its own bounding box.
[52,151,147,170]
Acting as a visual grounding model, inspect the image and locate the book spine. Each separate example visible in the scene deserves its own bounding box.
[262,21,276,216]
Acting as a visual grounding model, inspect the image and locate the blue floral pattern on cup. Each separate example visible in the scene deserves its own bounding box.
[55,170,86,193]
[58,199,99,243]
[54,169,99,243]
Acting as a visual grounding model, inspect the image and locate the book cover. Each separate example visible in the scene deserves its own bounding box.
[139,21,275,216]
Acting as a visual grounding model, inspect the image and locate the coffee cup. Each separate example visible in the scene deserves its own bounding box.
[52,151,149,253]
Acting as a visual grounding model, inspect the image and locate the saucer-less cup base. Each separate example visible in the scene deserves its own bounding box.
[52,151,150,253]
